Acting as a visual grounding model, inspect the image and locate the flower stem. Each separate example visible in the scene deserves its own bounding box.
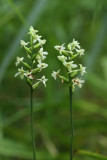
[69,75,73,160]
[30,87,36,160]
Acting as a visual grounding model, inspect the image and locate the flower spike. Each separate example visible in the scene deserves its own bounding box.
[52,39,86,92]
[15,26,48,89]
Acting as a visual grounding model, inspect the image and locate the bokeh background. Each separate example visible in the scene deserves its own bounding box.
[0,0,107,160]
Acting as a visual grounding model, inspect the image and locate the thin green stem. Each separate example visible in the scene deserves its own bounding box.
[30,87,36,160]
[69,75,73,160]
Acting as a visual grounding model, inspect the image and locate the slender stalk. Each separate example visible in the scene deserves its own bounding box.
[30,87,36,160]
[69,75,73,160]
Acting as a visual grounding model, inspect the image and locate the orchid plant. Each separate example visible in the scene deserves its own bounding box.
[52,39,86,160]
[15,26,48,160]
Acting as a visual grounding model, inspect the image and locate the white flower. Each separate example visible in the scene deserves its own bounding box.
[36,48,48,61]
[63,61,77,72]
[51,70,60,80]
[68,50,74,56]
[54,44,65,54]
[39,39,46,46]
[57,55,67,63]
[37,60,48,71]
[37,75,48,87]
[79,64,86,75]
[14,67,26,79]
[28,26,42,42]
[25,71,33,79]
[15,57,24,66]
[28,26,38,37]
[76,49,85,56]
[20,40,29,47]
[33,35,42,43]
[68,39,80,50]
[72,77,84,89]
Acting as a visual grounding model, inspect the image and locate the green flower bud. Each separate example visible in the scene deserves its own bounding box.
[27,53,31,59]
[32,53,37,60]
[22,61,31,70]
[30,35,33,50]
[34,43,41,49]
[58,75,69,83]
[69,53,79,61]
[31,68,40,75]
[70,70,78,78]
[33,82,40,90]
[33,60,36,64]
[62,50,68,57]
[26,78,32,87]
[24,47,32,54]
[67,43,71,51]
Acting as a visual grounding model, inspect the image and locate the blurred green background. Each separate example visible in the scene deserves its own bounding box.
[0,0,107,160]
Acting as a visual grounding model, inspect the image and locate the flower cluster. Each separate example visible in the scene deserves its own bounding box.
[51,39,86,92]
[15,26,48,89]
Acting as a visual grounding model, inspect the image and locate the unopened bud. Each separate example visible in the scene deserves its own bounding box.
[31,68,40,75]
[22,61,31,70]
[26,78,32,87]
[24,47,32,54]
[62,50,68,57]
[69,53,79,61]
[58,75,69,83]
[32,53,37,60]
[34,43,41,49]
[70,70,78,78]
[33,82,40,90]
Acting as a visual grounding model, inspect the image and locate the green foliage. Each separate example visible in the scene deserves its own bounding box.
[78,150,107,160]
